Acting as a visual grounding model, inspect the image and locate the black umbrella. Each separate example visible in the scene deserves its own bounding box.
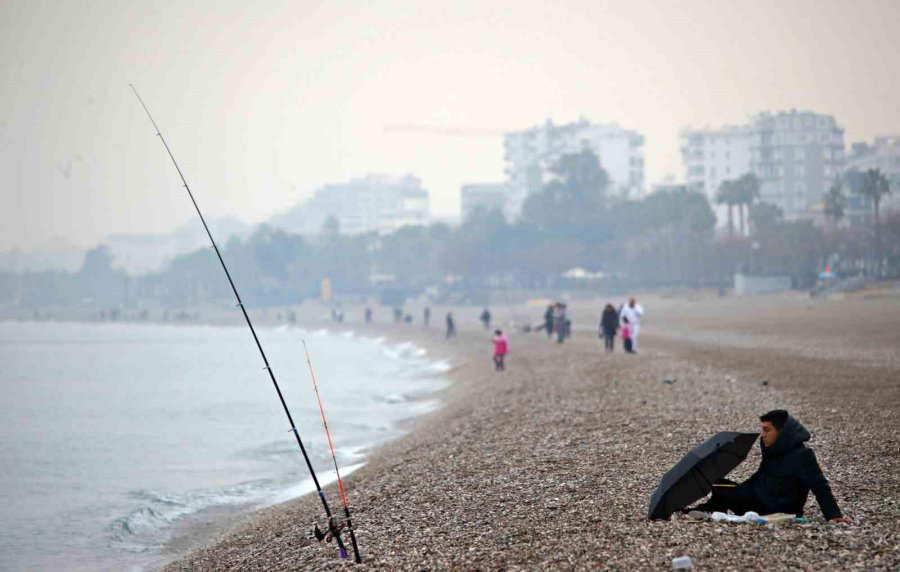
[648,431,758,520]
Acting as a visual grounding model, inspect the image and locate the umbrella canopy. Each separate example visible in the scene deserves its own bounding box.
[648,431,758,520]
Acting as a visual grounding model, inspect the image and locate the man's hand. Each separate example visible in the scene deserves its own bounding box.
[829,517,853,524]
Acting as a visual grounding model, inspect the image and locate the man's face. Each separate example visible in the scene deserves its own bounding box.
[760,421,780,448]
[629,298,636,307]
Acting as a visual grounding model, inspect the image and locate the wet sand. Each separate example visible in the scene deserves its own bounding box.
[163,293,900,570]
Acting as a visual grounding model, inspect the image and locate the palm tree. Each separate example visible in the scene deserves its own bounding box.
[716,180,737,238]
[734,173,761,237]
[860,168,893,274]
[822,180,847,227]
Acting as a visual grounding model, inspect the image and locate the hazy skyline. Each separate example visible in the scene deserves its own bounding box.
[2,0,899,251]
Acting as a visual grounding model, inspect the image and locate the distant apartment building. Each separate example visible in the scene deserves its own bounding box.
[681,110,845,223]
[681,125,753,199]
[503,119,645,217]
[751,111,845,220]
[284,175,429,236]
[843,136,900,225]
[460,183,510,221]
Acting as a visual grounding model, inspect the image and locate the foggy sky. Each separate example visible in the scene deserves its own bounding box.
[2,0,898,251]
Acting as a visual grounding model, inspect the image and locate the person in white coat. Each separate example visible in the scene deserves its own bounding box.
[619,297,645,351]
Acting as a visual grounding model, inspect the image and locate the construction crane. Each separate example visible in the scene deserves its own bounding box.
[382,123,508,138]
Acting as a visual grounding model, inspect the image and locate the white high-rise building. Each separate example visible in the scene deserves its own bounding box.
[277,175,429,237]
[680,126,754,196]
[503,119,645,217]
[680,125,754,225]
[680,110,845,223]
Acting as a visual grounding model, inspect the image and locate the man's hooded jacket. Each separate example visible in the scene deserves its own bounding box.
[742,415,842,520]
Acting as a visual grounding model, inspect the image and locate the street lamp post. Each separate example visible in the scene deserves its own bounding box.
[750,241,761,275]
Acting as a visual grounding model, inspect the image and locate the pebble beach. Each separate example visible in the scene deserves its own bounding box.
[163,292,900,570]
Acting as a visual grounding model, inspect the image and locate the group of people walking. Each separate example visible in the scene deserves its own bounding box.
[599,297,644,354]
[541,303,572,344]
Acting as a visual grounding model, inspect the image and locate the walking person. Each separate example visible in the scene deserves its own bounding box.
[619,297,644,352]
[543,305,554,338]
[599,303,619,353]
[492,329,509,371]
[621,317,635,354]
[445,312,456,339]
[553,303,567,344]
[480,308,492,330]
[423,306,431,327]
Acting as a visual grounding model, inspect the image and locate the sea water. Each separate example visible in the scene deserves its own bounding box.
[0,320,449,571]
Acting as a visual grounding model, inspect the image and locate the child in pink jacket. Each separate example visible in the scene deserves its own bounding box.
[493,330,509,371]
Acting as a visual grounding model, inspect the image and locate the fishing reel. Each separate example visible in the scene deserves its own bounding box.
[312,515,346,543]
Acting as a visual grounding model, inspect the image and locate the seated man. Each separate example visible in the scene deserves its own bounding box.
[692,410,851,523]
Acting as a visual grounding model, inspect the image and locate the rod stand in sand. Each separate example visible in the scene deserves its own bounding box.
[129,84,356,563]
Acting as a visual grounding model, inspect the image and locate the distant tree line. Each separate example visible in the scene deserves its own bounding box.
[1,150,896,311]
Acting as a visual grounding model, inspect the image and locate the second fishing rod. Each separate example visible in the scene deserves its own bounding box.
[130,84,360,563]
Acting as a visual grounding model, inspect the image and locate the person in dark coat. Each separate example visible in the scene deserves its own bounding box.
[480,308,491,330]
[543,305,554,338]
[692,410,851,522]
[599,303,619,352]
[445,312,456,339]
[553,304,567,344]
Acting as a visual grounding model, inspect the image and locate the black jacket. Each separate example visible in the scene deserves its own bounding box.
[600,308,619,335]
[742,416,842,520]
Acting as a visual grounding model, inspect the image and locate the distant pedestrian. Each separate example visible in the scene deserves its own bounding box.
[364,307,373,324]
[619,297,644,352]
[446,312,456,339]
[492,329,509,371]
[423,306,431,327]
[600,303,619,352]
[622,317,635,354]
[543,305,554,338]
[393,307,402,323]
[553,303,567,344]
[480,308,492,330]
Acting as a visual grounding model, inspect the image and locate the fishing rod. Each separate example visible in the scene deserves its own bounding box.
[129,84,354,562]
[302,340,362,563]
